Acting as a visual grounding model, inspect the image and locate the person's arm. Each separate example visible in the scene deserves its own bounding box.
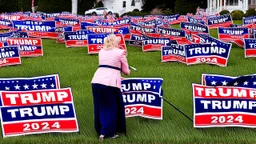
[120,50,130,75]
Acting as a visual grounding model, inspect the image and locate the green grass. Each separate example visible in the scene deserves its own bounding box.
[1,21,256,144]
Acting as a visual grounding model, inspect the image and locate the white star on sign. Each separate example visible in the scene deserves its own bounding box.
[41,83,47,88]
[14,84,20,90]
[23,84,29,90]
[253,81,256,85]
[234,82,239,86]
[211,81,217,85]
[32,83,38,89]
[51,84,55,88]
[5,87,10,90]
[244,81,249,85]
[222,80,228,86]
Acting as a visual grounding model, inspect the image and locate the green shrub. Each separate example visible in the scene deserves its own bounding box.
[121,11,150,17]
[162,9,173,15]
[151,8,162,15]
[219,10,230,15]
[133,9,140,12]
[174,0,200,15]
[244,8,256,17]
[231,10,244,20]
[95,1,103,8]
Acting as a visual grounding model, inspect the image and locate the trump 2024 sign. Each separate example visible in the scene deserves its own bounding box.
[0,88,79,137]
[121,78,163,120]
[193,84,256,128]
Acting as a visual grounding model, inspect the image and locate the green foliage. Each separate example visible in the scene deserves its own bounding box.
[151,8,162,15]
[133,9,140,12]
[244,8,256,17]
[0,0,94,14]
[37,0,71,13]
[231,10,244,20]
[121,11,150,17]
[0,0,32,12]
[219,10,230,15]
[95,1,104,8]
[174,0,200,15]
[142,0,175,12]
[162,9,173,15]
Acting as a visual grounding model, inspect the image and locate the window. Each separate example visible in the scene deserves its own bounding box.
[226,0,238,6]
[123,1,126,8]
[249,0,256,4]
[131,0,135,6]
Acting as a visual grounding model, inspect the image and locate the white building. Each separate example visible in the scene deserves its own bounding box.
[96,0,143,15]
[207,0,256,14]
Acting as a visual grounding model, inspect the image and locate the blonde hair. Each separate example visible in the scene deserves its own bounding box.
[103,34,120,50]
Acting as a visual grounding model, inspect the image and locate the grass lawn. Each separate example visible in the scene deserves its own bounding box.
[1,20,256,144]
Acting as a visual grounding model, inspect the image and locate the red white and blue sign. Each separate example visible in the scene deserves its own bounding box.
[121,78,163,120]
[243,16,256,25]
[0,19,12,29]
[12,20,57,39]
[181,22,209,34]
[0,32,15,42]
[0,46,21,67]
[185,43,232,67]
[207,14,233,29]
[218,27,249,47]
[161,44,186,63]
[244,38,256,58]
[64,30,93,48]
[201,73,256,88]
[0,74,60,91]
[87,33,126,54]
[128,33,143,46]
[55,17,80,27]
[55,26,73,43]
[6,38,43,57]
[0,88,79,137]
[193,82,256,128]
[87,26,119,33]
[142,37,177,51]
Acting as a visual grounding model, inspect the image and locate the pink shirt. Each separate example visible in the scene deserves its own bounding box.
[91,48,130,89]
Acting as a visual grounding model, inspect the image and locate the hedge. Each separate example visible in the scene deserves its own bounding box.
[231,10,244,20]
[244,8,256,17]
[219,10,230,15]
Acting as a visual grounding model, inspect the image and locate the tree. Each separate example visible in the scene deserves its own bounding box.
[142,0,176,12]
[175,0,203,14]
[95,1,104,8]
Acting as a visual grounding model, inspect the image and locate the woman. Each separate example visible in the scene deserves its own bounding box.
[91,34,130,140]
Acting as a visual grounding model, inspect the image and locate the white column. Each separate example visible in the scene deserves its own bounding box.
[72,0,78,14]
[210,0,212,13]
[220,0,222,11]
[224,0,226,9]
[217,0,219,13]
[207,0,209,12]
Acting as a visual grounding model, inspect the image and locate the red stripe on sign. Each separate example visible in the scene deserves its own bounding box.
[0,58,21,67]
[88,45,102,54]
[195,113,256,127]
[3,119,78,137]
[246,49,256,57]
[66,40,88,47]
[125,105,162,118]
[162,55,186,63]
[186,56,227,66]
